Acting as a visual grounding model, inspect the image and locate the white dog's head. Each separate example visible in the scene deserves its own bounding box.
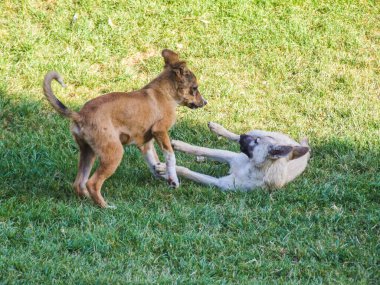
[239,134,309,168]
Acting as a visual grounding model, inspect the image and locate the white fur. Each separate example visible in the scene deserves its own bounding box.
[169,122,310,191]
[164,150,179,187]
[143,148,159,174]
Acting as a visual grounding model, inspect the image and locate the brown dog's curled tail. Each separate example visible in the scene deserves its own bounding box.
[43,71,80,121]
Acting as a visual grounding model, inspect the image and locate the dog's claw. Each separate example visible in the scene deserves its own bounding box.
[153,163,179,187]
[105,204,117,209]
[168,177,180,188]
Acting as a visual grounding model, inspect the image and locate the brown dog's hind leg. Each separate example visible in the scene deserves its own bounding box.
[73,145,96,198]
[86,142,124,208]
[73,136,96,198]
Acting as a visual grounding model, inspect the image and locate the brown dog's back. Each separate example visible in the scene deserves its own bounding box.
[75,90,172,147]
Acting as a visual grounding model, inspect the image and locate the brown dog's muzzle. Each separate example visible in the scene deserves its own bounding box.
[185,91,208,109]
[188,98,207,109]
[200,97,208,107]
[195,95,208,108]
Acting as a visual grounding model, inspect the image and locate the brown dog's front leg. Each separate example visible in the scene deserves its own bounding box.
[153,131,179,188]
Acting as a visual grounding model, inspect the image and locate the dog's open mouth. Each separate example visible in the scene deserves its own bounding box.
[188,103,200,109]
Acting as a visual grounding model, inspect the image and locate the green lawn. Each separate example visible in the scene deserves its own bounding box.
[0,0,379,283]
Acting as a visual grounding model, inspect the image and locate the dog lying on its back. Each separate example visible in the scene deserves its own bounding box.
[156,122,310,191]
[43,49,207,208]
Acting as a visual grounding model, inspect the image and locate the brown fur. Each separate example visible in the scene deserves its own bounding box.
[43,49,207,208]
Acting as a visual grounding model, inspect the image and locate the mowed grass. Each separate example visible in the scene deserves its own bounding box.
[0,0,379,283]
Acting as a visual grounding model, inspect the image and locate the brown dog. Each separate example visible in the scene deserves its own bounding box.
[43,49,207,208]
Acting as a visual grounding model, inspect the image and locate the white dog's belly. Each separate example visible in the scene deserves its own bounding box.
[219,172,265,191]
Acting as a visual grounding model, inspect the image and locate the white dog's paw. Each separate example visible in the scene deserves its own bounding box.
[196,156,206,162]
[208,122,223,133]
[300,137,309,147]
[171,140,182,150]
[154,163,167,177]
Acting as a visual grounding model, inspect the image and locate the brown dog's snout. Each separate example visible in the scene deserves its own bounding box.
[196,94,207,107]
[185,92,207,109]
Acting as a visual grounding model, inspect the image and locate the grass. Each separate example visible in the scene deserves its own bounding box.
[0,0,379,283]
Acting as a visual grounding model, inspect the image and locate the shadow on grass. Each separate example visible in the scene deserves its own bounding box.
[0,86,379,206]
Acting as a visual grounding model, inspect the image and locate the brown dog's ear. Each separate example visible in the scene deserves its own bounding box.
[290,146,309,160]
[268,145,293,160]
[172,62,188,79]
[162,49,179,67]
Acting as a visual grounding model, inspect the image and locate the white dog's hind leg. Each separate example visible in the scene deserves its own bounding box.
[172,140,237,164]
[208,122,240,142]
[176,166,222,188]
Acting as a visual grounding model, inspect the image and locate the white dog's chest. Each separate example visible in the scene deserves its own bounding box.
[221,162,265,191]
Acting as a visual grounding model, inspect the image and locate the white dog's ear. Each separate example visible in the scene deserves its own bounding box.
[290,146,309,160]
[268,145,293,159]
[268,145,309,160]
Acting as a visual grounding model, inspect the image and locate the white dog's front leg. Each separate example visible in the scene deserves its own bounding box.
[176,166,221,188]
[208,122,240,142]
[172,140,237,164]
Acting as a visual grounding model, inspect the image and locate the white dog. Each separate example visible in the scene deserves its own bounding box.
[156,122,310,191]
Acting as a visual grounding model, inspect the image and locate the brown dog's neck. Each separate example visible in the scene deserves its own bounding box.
[143,69,181,105]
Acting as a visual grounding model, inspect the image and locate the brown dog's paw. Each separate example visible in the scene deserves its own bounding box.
[168,177,180,188]
[168,179,179,189]
[74,184,91,199]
